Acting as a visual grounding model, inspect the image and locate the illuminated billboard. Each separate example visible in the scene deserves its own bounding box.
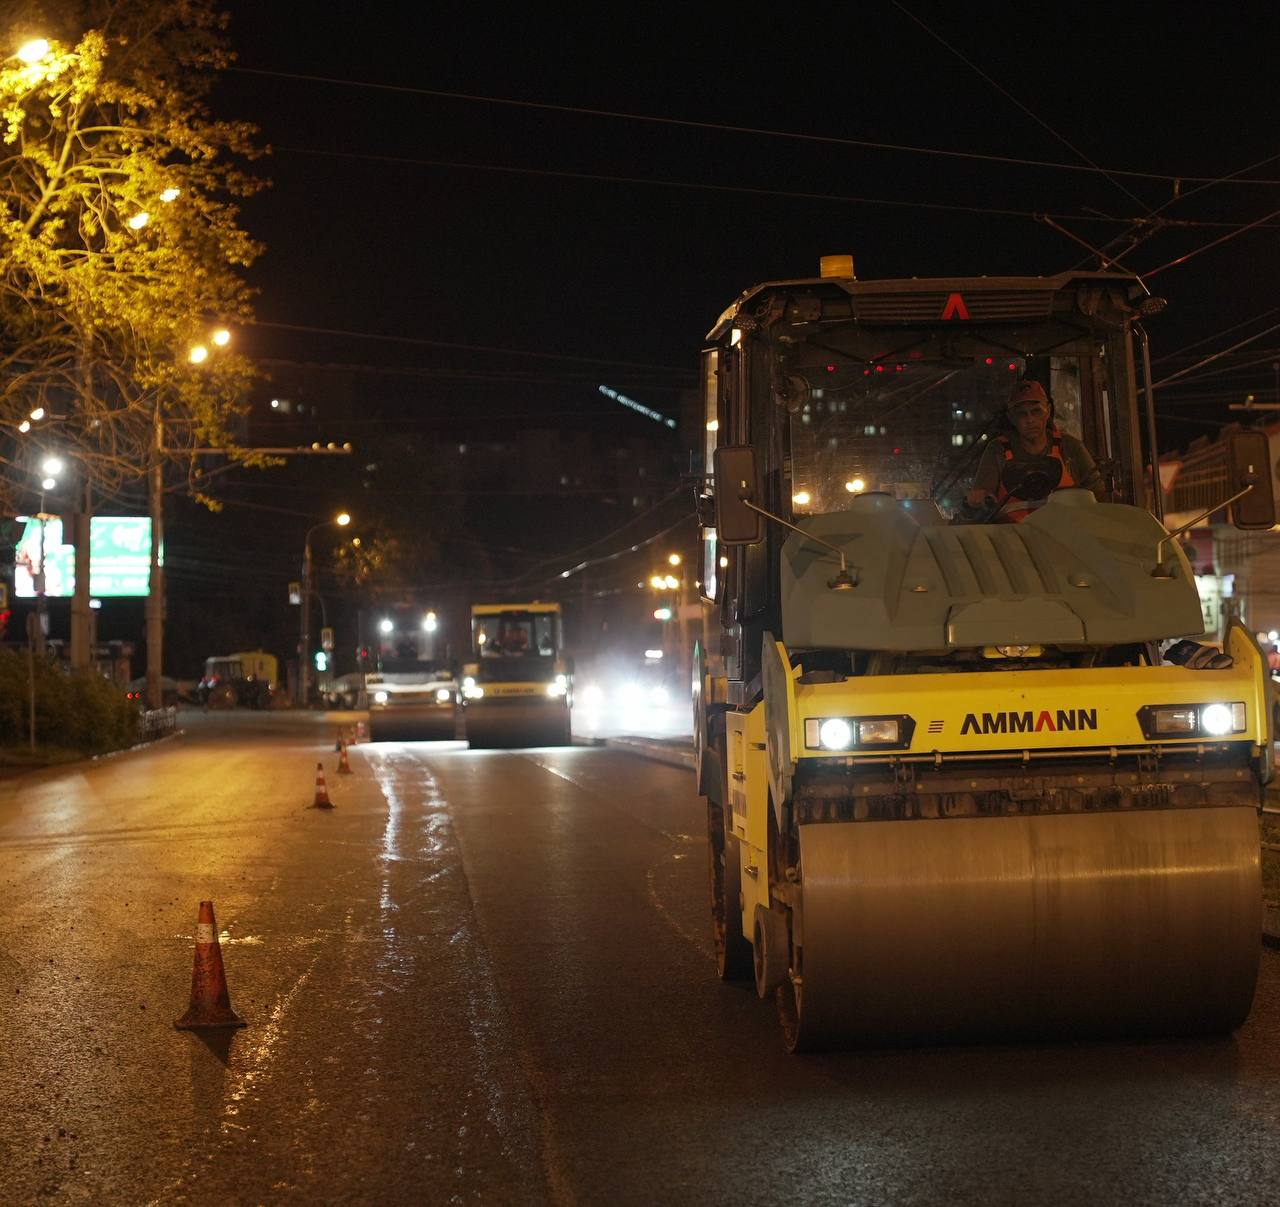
[14,516,154,598]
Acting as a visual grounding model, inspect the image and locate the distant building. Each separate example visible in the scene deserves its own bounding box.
[1161,423,1280,641]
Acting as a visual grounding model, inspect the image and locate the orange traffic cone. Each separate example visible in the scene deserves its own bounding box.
[174,901,246,1030]
[337,740,352,775]
[334,729,344,752]
[311,761,334,808]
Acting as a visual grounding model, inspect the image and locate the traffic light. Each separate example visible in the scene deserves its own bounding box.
[314,650,328,672]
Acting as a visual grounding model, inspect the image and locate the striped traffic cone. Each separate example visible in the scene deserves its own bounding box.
[174,901,247,1030]
[334,729,344,752]
[311,762,334,808]
[337,740,352,775]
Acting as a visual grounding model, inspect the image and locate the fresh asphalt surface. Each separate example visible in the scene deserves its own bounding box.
[1,710,1279,1205]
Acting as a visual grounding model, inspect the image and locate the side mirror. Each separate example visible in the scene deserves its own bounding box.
[713,445,763,545]
[1228,429,1276,531]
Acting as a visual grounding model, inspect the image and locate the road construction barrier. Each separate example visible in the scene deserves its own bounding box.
[311,762,334,809]
[174,901,246,1031]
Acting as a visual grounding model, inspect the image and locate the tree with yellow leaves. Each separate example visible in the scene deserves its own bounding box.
[0,2,264,511]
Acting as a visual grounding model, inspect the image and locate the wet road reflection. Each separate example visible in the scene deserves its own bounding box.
[0,711,1277,1205]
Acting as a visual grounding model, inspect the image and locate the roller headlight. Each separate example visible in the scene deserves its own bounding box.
[373,690,389,705]
[817,718,854,750]
[857,718,901,744]
[805,715,913,751]
[1201,703,1238,736]
[435,688,452,703]
[546,680,568,698]
[1138,702,1246,739]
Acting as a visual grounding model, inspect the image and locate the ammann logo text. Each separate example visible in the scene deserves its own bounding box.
[960,708,1098,736]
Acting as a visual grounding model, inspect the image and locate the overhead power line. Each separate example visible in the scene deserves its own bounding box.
[228,66,1280,186]
[276,145,1270,229]
[251,319,688,374]
[888,1,1148,214]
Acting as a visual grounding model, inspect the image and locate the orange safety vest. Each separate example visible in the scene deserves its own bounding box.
[992,432,1077,523]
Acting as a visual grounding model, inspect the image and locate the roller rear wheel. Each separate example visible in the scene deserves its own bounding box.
[707,748,752,980]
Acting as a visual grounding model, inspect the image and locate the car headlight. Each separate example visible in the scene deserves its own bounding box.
[546,681,567,698]
[373,690,389,705]
[435,687,452,703]
[1138,702,1246,739]
[804,715,912,751]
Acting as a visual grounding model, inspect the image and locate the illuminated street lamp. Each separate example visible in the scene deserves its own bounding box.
[187,343,209,364]
[128,211,150,231]
[299,511,352,707]
[211,327,231,347]
[16,38,50,64]
[668,553,682,566]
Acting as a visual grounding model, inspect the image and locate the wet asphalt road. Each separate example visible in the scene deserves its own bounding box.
[1,710,1279,1205]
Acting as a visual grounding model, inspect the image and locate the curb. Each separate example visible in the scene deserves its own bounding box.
[1265,903,1280,947]
[602,736,695,770]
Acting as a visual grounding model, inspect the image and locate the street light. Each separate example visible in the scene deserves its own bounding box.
[299,511,352,707]
[16,38,50,64]
[147,321,234,708]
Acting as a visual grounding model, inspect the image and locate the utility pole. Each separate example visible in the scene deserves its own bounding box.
[145,404,164,710]
[69,482,92,671]
[70,342,92,672]
[299,539,313,708]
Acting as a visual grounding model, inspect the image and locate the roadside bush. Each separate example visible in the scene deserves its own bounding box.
[0,649,138,753]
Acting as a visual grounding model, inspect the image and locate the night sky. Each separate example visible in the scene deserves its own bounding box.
[65,2,1280,674]
[215,0,1279,408]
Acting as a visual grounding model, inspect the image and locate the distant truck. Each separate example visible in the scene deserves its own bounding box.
[198,651,278,709]
[364,605,458,741]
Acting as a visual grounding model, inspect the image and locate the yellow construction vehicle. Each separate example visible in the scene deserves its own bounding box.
[693,258,1275,1050]
[462,601,572,747]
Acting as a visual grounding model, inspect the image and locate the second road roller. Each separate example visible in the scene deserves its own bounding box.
[692,257,1274,1050]
[462,601,573,747]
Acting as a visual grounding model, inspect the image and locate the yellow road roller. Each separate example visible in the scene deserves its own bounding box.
[692,259,1275,1050]
[462,602,572,748]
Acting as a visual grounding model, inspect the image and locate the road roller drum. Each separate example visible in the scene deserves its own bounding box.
[780,806,1260,1050]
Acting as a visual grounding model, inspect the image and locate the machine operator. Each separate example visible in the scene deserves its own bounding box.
[965,380,1101,522]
